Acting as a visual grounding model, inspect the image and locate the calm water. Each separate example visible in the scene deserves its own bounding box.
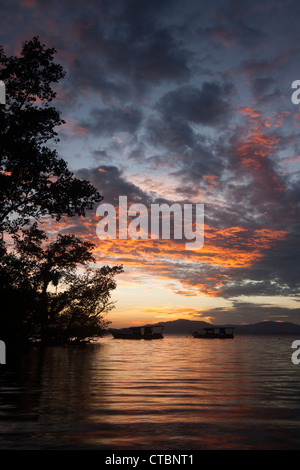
[0,334,300,450]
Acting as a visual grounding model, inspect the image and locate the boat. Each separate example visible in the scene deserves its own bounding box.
[192,326,234,339]
[110,325,164,340]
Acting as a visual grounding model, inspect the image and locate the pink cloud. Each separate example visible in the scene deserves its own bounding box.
[59,118,89,137]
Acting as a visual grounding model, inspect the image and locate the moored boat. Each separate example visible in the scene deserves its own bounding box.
[192,327,234,339]
[110,325,164,340]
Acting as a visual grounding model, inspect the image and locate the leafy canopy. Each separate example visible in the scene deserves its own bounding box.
[0,36,102,233]
[0,37,123,345]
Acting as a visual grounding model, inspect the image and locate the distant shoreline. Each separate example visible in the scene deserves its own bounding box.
[120,319,300,336]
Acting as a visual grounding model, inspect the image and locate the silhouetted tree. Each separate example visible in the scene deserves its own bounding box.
[0,38,123,346]
[48,265,123,343]
[0,36,102,234]
[1,225,122,344]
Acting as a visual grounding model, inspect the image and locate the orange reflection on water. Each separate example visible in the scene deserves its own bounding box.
[1,335,300,449]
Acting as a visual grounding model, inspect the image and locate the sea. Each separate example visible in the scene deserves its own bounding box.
[0,334,300,451]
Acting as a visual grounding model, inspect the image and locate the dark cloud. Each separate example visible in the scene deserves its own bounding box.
[69,58,133,103]
[251,77,275,96]
[75,165,150,205]
[146,116,196,151]
[240,49,299,79]
[106,28,192,85]
[156,82,234,126]
[221,232,300,298]
[202,21,267,49]
[198,301,300,325]
[80,106,143,135]
[63,0,192,102]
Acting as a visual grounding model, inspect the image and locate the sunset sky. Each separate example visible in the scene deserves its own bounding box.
[1,0,300,327]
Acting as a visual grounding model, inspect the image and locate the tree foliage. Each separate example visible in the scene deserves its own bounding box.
[0,36,102,233]
[0,37,123,346]
[0,227,123,344]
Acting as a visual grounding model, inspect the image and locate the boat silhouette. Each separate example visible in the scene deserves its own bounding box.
[110,325,164,340]
[192,327,234,339]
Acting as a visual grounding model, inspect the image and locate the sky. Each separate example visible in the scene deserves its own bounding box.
[1,0,300,327]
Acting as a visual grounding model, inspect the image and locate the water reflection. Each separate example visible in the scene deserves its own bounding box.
[0,335,300,449]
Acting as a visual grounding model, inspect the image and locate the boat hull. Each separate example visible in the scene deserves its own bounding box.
[111,332,143,339]
[111,332,164,340]
[192,327,235,339]
[192,332,234,339]
[110,326,164,340]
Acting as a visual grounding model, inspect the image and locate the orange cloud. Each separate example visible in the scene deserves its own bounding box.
[237,106,262,118]
[44,189,288,299]
[203,174,219,187]
[131,305,214,323]
[236,133,279,163]
[89,222,287,291]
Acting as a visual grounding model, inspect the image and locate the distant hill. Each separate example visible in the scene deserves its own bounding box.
[149,319,300,335]
[234,321,300,335]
